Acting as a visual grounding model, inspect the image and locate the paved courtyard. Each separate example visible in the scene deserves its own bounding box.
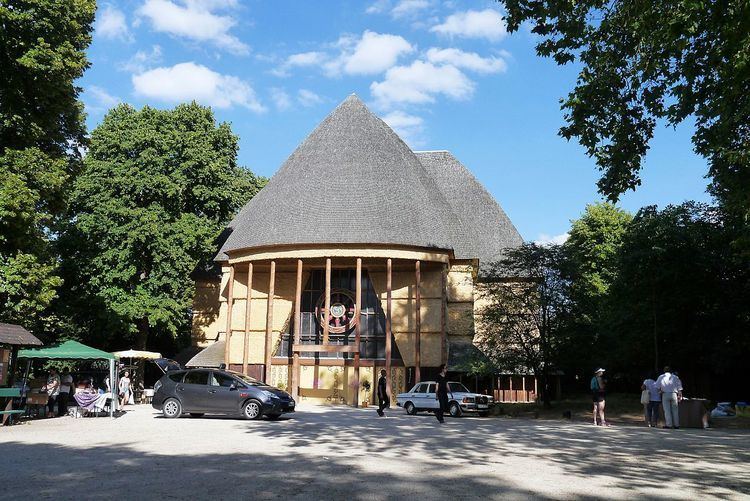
[1,404,748,500]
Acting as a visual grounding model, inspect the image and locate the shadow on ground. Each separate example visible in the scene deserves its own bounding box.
[1,406,748,500]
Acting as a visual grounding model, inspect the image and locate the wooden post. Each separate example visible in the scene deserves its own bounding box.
[534,377,538,401]
[224,265,235,368]
[415,260,421,384]
[509,376,514,403]
[385,258,392,398]
[354,258,362,407]
[242,263,253,376]
[522,375,527,402]
[441,263,448,365]
[323,258,331,345]
[292,259,302,401]
[264,260,276,383]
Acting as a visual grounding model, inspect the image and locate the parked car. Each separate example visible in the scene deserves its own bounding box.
[396,381,493,417]
[152,368,295,420]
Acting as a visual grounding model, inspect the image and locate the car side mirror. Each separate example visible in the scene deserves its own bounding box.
[229,383,237,391]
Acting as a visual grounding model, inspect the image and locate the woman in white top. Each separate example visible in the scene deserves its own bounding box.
[119,371,131,408]
[641,372,661,427]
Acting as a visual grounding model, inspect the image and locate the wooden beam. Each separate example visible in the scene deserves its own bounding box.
[242,263,253,376]
[292,344,359,353]
[264,260,276,383]
[415,260,421,383]
[441,263,448,365]
[385,258,392,398]
[292,259,302,401]
[224,265,235,367]
[354,258,362,407]
[323,258,331,345]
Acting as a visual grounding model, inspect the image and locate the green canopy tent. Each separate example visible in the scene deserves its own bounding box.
[18,340,119,418]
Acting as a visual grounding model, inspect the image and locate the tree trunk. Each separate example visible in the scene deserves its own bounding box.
[137,317,149,350]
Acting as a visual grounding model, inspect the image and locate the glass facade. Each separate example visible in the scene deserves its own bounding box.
[276,268,400,360]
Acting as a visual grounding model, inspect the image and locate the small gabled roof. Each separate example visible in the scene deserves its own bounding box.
[217,94,462,259]
[0,322,42,347]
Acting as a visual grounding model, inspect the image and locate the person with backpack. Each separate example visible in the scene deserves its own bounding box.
[591,368,608,426]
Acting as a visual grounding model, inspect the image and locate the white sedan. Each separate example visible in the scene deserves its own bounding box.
[396,381,494,417]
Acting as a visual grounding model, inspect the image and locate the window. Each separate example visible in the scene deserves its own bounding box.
[168,372,185,383]
[449,383,470,393]
[414,384,427,393]
[427,384,436,394]
[211,372,238,388]
[183,370,209,385]
[275,268,402,360]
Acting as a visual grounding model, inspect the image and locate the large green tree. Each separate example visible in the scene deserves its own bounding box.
[498,0,750,247]
[0,0,95,329]
[603,202,748,398]
[477,243,573,407]
[558,203,631,374]
[62,103,264,350]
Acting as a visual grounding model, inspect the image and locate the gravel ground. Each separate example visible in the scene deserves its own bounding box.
[1,404,749,500]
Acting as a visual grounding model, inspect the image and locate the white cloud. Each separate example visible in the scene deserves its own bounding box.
[270,88,292,111]
[119,45,163,73]
[365,0,390,14]
[271,51,327,77]
[132,62,265,112]
[96,5,132,42]
[391,0,430,18]
[297,89,322,107]
[535,233,569,245]
[326,31,414,76]
[430,9,507,41]
[381,110,424,145]
[84,86,122,115]
[426,48,507,73]
[370,60,474,107]
[137,0,249,55]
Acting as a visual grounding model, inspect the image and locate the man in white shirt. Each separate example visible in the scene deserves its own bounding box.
[655,366,683,429]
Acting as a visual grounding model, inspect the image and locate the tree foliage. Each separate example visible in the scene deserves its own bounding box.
[0,0,95,331]
[602,202,749,398]
[61,103,265,349]
[477,243,572,407]
[498,0,750,246]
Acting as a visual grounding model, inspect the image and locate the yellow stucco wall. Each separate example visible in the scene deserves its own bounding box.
[190,258,478,404]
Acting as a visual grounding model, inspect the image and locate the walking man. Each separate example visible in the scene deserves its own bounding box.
[656,366,683,429]
[435,364,449,423]
[376,369,389,417]
[58,368,73,417]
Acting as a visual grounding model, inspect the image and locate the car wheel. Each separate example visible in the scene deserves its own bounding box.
[189,413,204,418]
[162,398,182,419]
[266,413,282,420]
[449,402,462,417]
[405,402,417,415]
[242,399,263,420]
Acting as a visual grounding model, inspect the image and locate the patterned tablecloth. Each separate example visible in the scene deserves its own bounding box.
[73,392,112,412]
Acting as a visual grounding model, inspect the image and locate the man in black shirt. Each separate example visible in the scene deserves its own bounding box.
[376,369,389,417]
[435,364,449,423]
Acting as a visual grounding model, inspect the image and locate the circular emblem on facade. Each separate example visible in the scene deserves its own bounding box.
[330,303,346,319]
[315,289,358,334]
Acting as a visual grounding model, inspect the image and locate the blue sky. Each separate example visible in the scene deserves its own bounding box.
[81,0,712,243]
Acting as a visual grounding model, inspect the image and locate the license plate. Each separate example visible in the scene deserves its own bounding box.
[478,404,488,409]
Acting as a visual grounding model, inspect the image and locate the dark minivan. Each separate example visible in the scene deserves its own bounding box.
[152,368,295,420]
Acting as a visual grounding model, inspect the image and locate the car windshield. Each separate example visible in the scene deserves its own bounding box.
[449,383,470,393]
[227,371,269,387]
